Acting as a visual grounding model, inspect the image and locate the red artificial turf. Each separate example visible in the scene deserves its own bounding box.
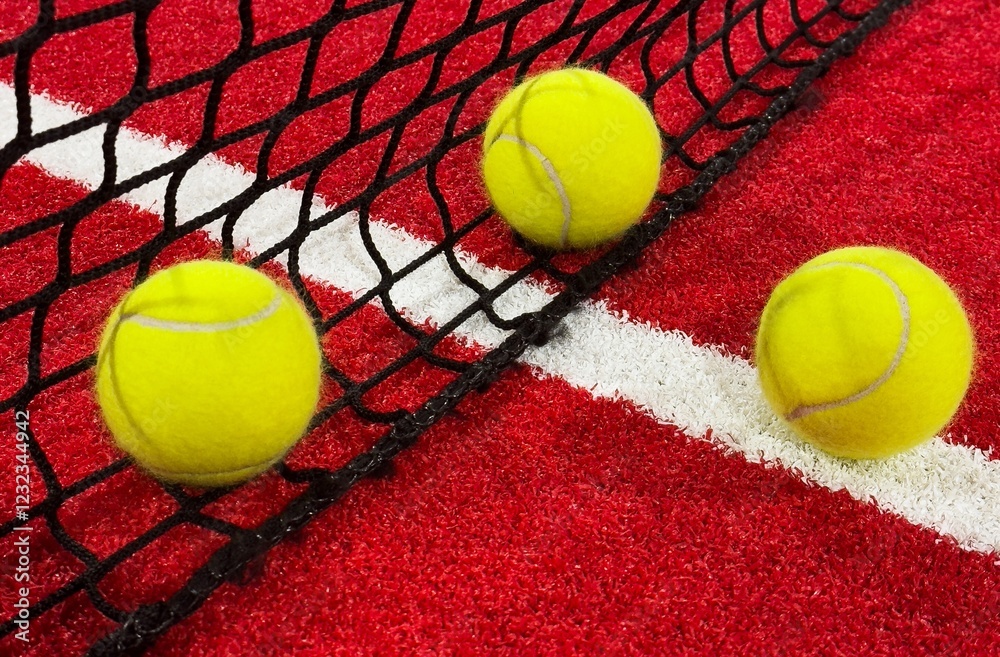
[153,369,1000,656]
[0,0,997,654]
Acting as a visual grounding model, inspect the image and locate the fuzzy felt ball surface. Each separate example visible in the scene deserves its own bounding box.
[756,246,974,459]
[481,68,662,250]
[95,260,322,487]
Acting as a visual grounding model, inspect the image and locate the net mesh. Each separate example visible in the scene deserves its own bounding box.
[0,0,906,653]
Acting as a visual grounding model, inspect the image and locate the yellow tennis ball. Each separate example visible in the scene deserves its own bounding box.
[95,260,322,487]
[755,246,974,459]
[482,68,662,250]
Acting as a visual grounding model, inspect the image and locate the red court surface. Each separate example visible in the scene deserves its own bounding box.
[1,0,998,654]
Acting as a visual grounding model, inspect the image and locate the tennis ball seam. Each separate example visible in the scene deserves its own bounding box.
[488,133,572,248]
[103,287,285,431]
[121,292,282,332]
[785,260,911,421]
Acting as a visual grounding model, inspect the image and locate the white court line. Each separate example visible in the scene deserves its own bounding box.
[3,85,998,556]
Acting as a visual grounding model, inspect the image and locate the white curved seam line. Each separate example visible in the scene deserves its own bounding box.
[121,293,282,332]
[495,134,572,247]
[787,262,911,420]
